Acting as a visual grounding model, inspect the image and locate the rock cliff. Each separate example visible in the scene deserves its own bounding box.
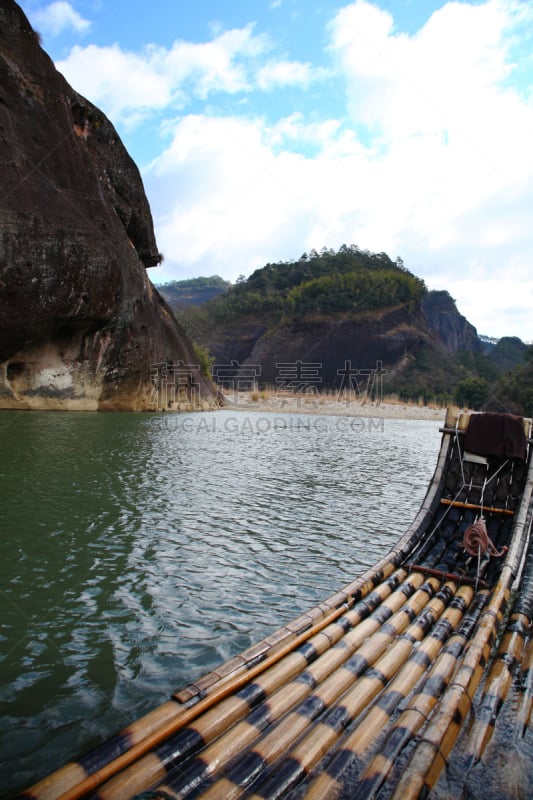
[422,290,483,354]
[199,303,451,393]
[0,0,215,410]
[263,306,436,388]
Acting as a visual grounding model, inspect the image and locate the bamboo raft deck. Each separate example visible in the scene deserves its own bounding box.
[21,408,533,800]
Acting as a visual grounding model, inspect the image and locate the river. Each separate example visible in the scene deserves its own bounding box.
[0,409,450,795]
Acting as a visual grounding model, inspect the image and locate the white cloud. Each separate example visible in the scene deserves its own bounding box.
[55,24,324,127]
[430,273,533,340]
[146,115,302,272]
[147,103,533,337]
[56,25,270,123]
[57,44,172,120]
[145,112,403,287]
[256,59,314,89]
[329,0,516,136]
[159,26,268,98]
[33,1,90,36]
[321,0,533,336]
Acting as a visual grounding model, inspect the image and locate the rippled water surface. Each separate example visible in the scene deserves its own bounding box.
[0,410,443,795]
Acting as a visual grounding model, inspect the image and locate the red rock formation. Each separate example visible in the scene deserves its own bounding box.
[0,0,215,410]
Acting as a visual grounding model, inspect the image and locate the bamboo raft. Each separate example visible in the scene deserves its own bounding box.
[21,408,533,800]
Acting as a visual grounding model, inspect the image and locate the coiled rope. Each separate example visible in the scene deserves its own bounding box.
[462,517,508,558]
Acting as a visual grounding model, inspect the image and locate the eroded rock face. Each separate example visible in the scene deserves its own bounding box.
[422,290,483,355]
[221,304,439,387]
[0,0,215,410]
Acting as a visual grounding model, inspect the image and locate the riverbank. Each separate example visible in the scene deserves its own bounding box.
[224,392,447,420]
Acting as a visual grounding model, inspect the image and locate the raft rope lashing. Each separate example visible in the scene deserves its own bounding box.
[456,437,509,570]
[462,516,508,559]
[460,472,508,590]
[407,429,490,565]
[462,472,508,584]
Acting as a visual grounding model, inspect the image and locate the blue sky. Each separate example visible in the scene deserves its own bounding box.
[19,0,533,340]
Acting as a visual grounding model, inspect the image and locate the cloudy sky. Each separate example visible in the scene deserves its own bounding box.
[19,0,533,340]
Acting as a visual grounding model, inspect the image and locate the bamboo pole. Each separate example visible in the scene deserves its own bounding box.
[440,498,514,516]
[303,582,474,800]
[407,563,487,588]
[347,587,489,800]
[515,631,533,737]
[459,610,529,767]
[387,452,533,800]
[390,577,510,800]
[96,572,411,799]
[24,427,457,800]
[246,578,448,800]
[22,417,533,800]
[24,557,402,800]
[511,519,533,740]
[100,571,421,800]
[25,586,374,800]
[188,574,434,800]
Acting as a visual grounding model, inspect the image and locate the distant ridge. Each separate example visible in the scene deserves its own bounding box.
[157,276,231,309]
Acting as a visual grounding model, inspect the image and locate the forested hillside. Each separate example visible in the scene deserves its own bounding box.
[166,247,531,411]
[185,246,425,323]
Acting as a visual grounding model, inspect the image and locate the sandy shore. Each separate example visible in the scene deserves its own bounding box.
[224,392,447,421]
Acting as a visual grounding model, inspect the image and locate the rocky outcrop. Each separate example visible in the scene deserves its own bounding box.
[0,0,215,410]
[202,303,444,390]
[259,307,432,387]
[422,290,483,354]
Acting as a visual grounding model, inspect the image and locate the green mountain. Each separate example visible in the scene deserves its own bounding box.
[170,247,531,411]
[198,247,426,323]
[488,337,530,371]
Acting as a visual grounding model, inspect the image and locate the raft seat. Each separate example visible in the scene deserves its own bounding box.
[463,451,489,465]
